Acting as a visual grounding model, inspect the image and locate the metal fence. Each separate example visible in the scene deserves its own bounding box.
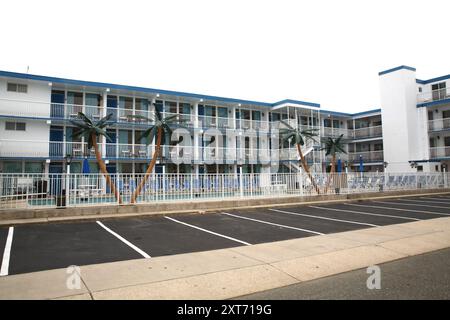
[0,172,448,210]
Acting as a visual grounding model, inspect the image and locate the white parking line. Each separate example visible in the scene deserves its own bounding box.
[271,208,379,227]
[165,216,251,246]
[96,221,151,258]
[0,227,14,277]
[398,198,450,205]
[221,212,324,235]
[346,203,450,216]
[308,205,420,221]
[373,200,450,210]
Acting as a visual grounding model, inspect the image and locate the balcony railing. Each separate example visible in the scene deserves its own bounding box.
[352,126,382,139]
[322,127,352,139]
[348,151,384,162]
[418,87,450,104]
[0,140,104,158]
[428,118,450,131]
[430,146,450,159]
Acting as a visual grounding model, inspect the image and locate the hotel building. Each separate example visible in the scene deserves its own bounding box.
[0,66,448,175]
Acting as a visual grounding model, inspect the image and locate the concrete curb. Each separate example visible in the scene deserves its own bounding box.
[1,217,449,299]
[1,189,450,226]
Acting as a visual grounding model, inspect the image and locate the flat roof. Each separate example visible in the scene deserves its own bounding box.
[0,70,381,117]
[0,70,320,108]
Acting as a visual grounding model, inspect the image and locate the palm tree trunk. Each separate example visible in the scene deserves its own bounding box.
[91,135,122,204]
[325,154,336,194]
[296,144,320,194]
[131,127,162,204]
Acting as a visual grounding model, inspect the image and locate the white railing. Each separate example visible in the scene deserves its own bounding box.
[430,146,450,159]
[322,127,352,139]
[0,140,104,158]
[428,118,450,131]
[418,87,450,103]
[352,125,383,139]
[0,172,448,210]
[348,151,384,162]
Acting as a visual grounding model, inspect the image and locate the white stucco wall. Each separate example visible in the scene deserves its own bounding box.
[0,78,51,118]
[379,68,419,172]
[0,119,50,157]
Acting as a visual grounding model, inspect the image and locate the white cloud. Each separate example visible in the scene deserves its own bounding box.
[0,0,449,113]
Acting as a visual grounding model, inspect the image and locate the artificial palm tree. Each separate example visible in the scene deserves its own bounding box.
[280,120,320,194]
[70,112,122,204]
[128,106,183,204]
[322,134,347,193]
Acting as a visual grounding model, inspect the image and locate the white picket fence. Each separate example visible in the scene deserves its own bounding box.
[0,172,448,210]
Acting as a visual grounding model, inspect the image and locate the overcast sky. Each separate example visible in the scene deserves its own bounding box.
[1,0,449,113]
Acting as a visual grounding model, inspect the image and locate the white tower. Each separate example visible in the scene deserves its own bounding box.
[379,66,429,172]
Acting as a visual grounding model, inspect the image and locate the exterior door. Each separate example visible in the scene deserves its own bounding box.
[49,126,64,157]
[51,90,65,118]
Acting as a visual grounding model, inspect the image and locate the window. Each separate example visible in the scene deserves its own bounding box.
[16,122,26,131]
[443,110,450,119]
[432,82,446,101]
[5,121,26,131]
[7,82,28,93]
[429,137,436,148]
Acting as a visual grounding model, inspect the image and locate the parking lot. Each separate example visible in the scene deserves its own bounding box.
[1,194,450,276]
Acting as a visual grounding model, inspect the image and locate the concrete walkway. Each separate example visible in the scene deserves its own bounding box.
[1,217,449,300]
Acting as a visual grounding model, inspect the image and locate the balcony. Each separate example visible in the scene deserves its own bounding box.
[321,126,382,140]
[428,118,450,131]
[352,125,382,140]
[106,143,152,159]
[418,87,450,104]
[322,127,352,139]
[348,151,384,162]
[430,146,450,159]
[0,140,103,158]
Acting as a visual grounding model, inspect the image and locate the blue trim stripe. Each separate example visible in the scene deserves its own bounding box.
[416,74,450,85]
[271,99,319,108]
[378,65,416,76]
[417,98,450,108]
[320,108,381,118]
[320,110,351,117]
[0,70,319,108]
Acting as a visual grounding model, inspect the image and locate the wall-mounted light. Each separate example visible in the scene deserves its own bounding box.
[46,120,52,125]
[106,88,110,92]
[200,98,203,102]
[48,82,52,87]
[105,160,110,165]
[156,93,160,98]
[65,154,72,165]
[238,103,241,107]
[46,159,51,164]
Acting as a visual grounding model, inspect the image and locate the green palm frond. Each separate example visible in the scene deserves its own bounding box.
[137,103,186,145]
[321,134,347,156]
[70,112,114,149]
[279,121,319,147]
